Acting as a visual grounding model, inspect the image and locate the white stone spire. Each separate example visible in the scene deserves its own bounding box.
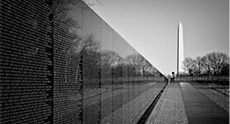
[179,22,182,27]
[177,22,184,75]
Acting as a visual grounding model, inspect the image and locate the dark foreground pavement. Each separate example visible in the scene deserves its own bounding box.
[147,82,229,124]
[180,82,229,124]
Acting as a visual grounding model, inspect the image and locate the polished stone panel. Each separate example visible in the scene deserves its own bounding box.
[0,0,166,123]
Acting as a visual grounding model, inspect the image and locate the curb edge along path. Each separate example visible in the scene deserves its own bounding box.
[146,82,188,124]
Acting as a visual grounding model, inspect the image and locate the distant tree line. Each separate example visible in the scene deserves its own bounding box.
[183,52,229,76]
[101,51,160,78]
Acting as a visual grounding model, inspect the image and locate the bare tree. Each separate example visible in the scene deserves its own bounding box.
[220,63,229,76]
[126,54,141,74]
[183,57,197,75]
[125,54,153,76]
[101,50,122,67]
[205,52,229,75]
[199,56,211,75]
[100,50,122,78]
[195,56,202,75]
[184,52,229,76]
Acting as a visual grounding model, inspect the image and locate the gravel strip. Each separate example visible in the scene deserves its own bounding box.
[147,83,188,124]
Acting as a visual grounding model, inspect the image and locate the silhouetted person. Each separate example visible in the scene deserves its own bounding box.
[171,72,175,82]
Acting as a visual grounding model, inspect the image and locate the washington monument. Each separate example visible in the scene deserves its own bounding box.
[177,22,184,75]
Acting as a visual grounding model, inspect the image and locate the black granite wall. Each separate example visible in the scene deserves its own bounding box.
[0,0,167,123]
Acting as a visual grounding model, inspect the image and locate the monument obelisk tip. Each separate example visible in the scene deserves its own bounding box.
[179,22,183,27]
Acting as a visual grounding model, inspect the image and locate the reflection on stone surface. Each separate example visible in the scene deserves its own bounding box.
[0,0,167,124]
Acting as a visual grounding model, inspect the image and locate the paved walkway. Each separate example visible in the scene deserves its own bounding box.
[190,82,229,113]
[180,82,229,124]
[147,82,229,124]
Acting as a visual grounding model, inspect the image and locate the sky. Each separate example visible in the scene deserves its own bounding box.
[90,0,229,75]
